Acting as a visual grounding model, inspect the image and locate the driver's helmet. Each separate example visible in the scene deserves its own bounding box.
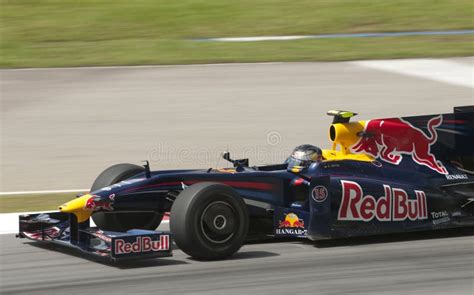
[286,144,323,169]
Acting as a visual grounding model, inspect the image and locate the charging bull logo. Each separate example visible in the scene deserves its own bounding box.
[84,194,115,211]
[352,115,447,174]
[338,180,428,222]
[278,213,305,228]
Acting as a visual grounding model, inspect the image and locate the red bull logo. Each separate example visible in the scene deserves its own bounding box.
[275,212,307,236]
[23,227,61,241]
[114,235,170,255]
[92,230,112,243]
[84,194,115,211]
[352,115,448,174]
[338,180,428,222]
[278,213,305,228]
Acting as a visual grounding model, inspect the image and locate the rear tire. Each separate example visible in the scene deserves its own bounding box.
[91,163,163,232]
[170,182,249,260]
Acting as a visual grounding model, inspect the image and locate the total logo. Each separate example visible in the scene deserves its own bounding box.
[338,180,428,222]
[114,235,170,255]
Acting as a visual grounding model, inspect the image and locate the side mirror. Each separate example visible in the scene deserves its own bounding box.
[142,160,151,178]
[222,151,249,168]
[222,152,231,161]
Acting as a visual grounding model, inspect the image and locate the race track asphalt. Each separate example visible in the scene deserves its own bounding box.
[1,58,473,191]
[1,228,473,294]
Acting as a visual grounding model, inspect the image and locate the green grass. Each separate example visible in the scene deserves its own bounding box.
[0,192,84,213]
[1,0,473,68]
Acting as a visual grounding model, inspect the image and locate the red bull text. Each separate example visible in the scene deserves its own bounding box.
[114,235,170,255]
[338,180,428,222]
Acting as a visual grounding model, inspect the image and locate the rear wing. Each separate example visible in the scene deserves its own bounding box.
[448,106,474,171]
[327,106,474,174]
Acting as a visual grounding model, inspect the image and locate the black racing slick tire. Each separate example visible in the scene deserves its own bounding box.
[170,182,249,260]
[90,163,163,232]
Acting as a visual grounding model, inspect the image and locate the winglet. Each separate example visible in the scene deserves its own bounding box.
[327,110,358,124]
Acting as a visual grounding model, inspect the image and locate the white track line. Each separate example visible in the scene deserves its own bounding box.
[210,36,309,42]
[1,62,285,72]
[0,189,88,196]
[201,30,474,42]
[352,59,474,88]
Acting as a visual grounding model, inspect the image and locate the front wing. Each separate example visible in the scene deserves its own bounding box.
[18,212,172,260]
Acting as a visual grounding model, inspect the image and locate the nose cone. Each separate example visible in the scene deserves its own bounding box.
[59,194,92,223]
[59,194,90,212]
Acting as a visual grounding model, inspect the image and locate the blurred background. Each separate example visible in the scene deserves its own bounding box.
[1,0,473,67]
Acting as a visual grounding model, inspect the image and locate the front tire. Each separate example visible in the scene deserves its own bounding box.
[91,163,163,232]
[170,182,249,260]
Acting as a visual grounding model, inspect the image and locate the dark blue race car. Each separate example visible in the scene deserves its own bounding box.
[18,106,474,261]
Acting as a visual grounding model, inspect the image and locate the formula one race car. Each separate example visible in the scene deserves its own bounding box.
[18,106,474,261]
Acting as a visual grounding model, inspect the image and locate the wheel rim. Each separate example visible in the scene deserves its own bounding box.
[213,215,227,230]
[200,200,236,244]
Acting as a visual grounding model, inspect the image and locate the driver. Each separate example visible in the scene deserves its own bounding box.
[286,144,323,169]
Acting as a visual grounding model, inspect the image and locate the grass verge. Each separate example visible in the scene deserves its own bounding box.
[0,192,84,213]
[1,0,473,68]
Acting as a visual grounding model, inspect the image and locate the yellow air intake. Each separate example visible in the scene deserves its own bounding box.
[328,121,366,154]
